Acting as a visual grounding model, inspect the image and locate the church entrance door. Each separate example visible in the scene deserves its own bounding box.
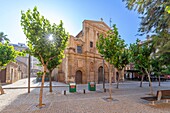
[98,66,103,84]
[75,70,82,84]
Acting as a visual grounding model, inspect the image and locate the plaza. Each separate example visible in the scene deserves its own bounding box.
[0,1,170,113]
[0,78,170,113]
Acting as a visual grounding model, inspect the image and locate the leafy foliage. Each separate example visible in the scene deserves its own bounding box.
[112,49,130,70]
[151,57,164,76]
[0,32,10,42]
[21,6,69,66]
[0,42,19,69]
[97,24,130,89]
[97,24,129,70]
[47,50,64,71]
[130,39,154,93]
[165,6,170,13]
[123,0,170,34]
[123,0,170,72]
[150,31,170,75]
[20,6,69,106]
[129,39,152,73]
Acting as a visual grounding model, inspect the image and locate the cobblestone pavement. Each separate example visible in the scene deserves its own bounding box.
[0,78,170,113]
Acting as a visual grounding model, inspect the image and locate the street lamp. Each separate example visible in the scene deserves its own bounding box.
[101,55,106,92]
[26,48,31,93]
[28,53,31,93]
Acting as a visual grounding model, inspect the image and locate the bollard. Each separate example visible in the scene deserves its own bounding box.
[83,89,86,94]
[64,90,66,95]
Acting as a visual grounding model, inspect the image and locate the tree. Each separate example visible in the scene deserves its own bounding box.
[123,0,170,63]
[151,31,170,55]
[108,25,130,89]
[47,53,63,92]
[149,32,170,86]
[0,42,19,94]
[151,56,164,86]
[112,49,130,89]
[21,6,69,107]
[165,6,170,13]
[0,32,10,42]
[130,39,154,94]
[129,39,146,87]
[123,0,170,34]
[0,42,18,69]
[97,24,129,99]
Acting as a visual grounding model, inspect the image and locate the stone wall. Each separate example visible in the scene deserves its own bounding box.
[57,20,124,84]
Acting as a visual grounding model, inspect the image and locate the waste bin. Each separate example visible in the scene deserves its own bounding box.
[69,83,76,92]
[88,82,96,91]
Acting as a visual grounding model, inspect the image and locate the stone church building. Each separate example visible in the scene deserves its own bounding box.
[56,20,124,84]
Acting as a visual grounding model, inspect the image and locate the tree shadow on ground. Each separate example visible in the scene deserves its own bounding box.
[1,81,170,113]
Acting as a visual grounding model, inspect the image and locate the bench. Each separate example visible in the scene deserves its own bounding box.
[141,90,170,105]
[160,90,170,102]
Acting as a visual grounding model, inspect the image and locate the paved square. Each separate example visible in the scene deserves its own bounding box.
[1,79,170,113]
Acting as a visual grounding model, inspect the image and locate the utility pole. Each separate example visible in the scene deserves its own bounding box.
[101,55,105,92]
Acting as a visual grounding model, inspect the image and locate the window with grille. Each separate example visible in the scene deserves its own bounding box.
[77,46,82,53]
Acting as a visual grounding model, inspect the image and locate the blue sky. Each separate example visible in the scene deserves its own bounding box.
[0,0,145,45]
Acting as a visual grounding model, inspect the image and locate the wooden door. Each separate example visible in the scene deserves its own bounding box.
[98,66,103,84]
[75,70,82,84]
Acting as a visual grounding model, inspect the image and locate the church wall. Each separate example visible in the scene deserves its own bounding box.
[57,20,122,84]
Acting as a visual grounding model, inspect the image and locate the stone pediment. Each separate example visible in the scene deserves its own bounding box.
[84,20,111,31]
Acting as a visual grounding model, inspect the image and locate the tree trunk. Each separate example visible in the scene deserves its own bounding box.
[108,64,112,99]
[38,65,47,107]
[49,70,52,92]
[140,74,144,87]
[0,72,4,95]
[0,81,4,95]
[116,70,121,89]
[145,69,153,95]
[158,75,161,86]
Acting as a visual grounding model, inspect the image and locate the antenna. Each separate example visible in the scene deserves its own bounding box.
[109,18,112,28]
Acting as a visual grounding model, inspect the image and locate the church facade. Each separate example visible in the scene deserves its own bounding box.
[56,20,125,84]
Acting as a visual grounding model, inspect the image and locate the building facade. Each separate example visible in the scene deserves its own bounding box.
[13,43,42,77]
[57,20,124,84]
[0,43,41,83]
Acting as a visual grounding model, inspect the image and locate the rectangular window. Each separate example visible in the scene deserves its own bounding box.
[90,41,93,48]
[77,46,82,53]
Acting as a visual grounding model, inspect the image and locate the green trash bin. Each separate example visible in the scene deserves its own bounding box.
[88,82,96,91]
[69,83,76,92]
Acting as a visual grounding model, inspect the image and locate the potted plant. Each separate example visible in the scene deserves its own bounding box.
[36,71,43,82]
[45,72,49,81]
[36,71,50,82]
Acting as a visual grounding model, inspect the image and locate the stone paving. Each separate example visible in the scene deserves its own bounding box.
[0,78,170,113]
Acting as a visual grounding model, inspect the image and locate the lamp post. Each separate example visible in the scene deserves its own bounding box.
[101,55,105,92]
[28,53,31,93]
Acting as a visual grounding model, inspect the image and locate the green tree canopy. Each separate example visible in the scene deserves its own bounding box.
[123,0,170,67]
[0,42,19,69]
[130,39,154,94]
[0,42,20,94]
[21,6,69,107]
[47,53,64,92]
[0,32,10,42]
[97,24,130,89]
[165,6,170,13]
[123,0,170,34]
[21,7,68,65]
